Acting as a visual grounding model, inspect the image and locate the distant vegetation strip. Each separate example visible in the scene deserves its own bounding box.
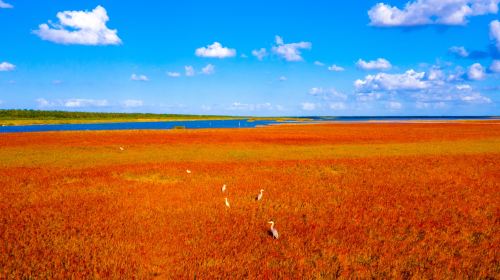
[0,109,304,125]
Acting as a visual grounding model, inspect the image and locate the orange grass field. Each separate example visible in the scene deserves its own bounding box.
[0,122,499,278]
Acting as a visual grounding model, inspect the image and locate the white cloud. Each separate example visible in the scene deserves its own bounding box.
[201,64,215,75]
[356,58,392,70]
[368,0,500,27]
[355,69,428,92]
[37,98,110,108]
[167,72,181,77]
[121,99,143,108]
[64,99,108,108]
[185,66,195,77]
[195,42,236,58]
[279,76,287,81]
[131,74,149,81]
[314,61,325,66]
[36,98,52,107]
[0,0,13,8]
[329,102,346,110]
[456,84,472,90]
[272,35,312,62]
[33,6,121,45]
[467,63,485,80]
[490,20,500,50]
[459,92,491,103]
[416,101,447,109]
[201,105,212,111]
[449,46,469,57]
[353,64,492,108]
[387,101,403,109]
[490,59,500,72]
[328,64,345,72]
[309,87,347,100]
[0,61,15,71]
[229,102,274,111]
[301,102,316,111]
[356,92,383,102]
[251,48,268,60]
[426,67,445,81]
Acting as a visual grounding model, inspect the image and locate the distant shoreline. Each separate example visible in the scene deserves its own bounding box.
[1,109,498,126]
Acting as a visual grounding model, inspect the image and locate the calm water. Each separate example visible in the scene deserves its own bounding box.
[0,116,496,133]
[0,119,278,133]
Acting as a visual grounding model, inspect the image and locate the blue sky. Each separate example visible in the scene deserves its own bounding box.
[0,0,499,116]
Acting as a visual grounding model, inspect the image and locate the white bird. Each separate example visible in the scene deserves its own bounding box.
[119,147,124,151]
[221,184,226,193]
[256,189,264,201]
[225,197,230,208]
[186,169,191,174]
[268,221,279,239]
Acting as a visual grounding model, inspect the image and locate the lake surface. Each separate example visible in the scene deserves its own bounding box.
[0,116,497,133]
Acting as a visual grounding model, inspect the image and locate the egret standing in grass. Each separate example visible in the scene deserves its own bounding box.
[225,197,230,208]
[222,184,226,193]
[256,189,264,201]
[119,146,124,151]
[186,169,191,174]
[268,221,279,239]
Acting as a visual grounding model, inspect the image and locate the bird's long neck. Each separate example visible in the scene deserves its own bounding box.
[269,222,274,229]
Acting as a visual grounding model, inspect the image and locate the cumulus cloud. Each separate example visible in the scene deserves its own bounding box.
[416,101,447,109]
[314,61,325,66]
[356,58,392,70]
[355,69,428,92]
[229,102,274,111]
[309,87,347,100]
[167,72,181,77]
[491,20,500,50]
[195,42,236,58]
[329,102,347,110]
[387,101,403,109]
[251,48,268,60]
[201,64,215,75]
[272,35,312,62]
[368,0,500,27]
[490,59,500,72]
[0,0,13,8]
[37,98,110,108]
[301,102,316,111]
[185,66,195,77]
[33,6,121,45]
[449,46,469,58]
[459,92,492,103]
[36,98,52,107]
[328,64,345,72]
[456,84,472,90]
[356,92,383,102]
[64,99,109,108]
[121,99,143,108]
[279,76,287,81]
[426,67,445,81]
[0,61,15,71]
[467,63,486,80]
[131,74,149,81]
